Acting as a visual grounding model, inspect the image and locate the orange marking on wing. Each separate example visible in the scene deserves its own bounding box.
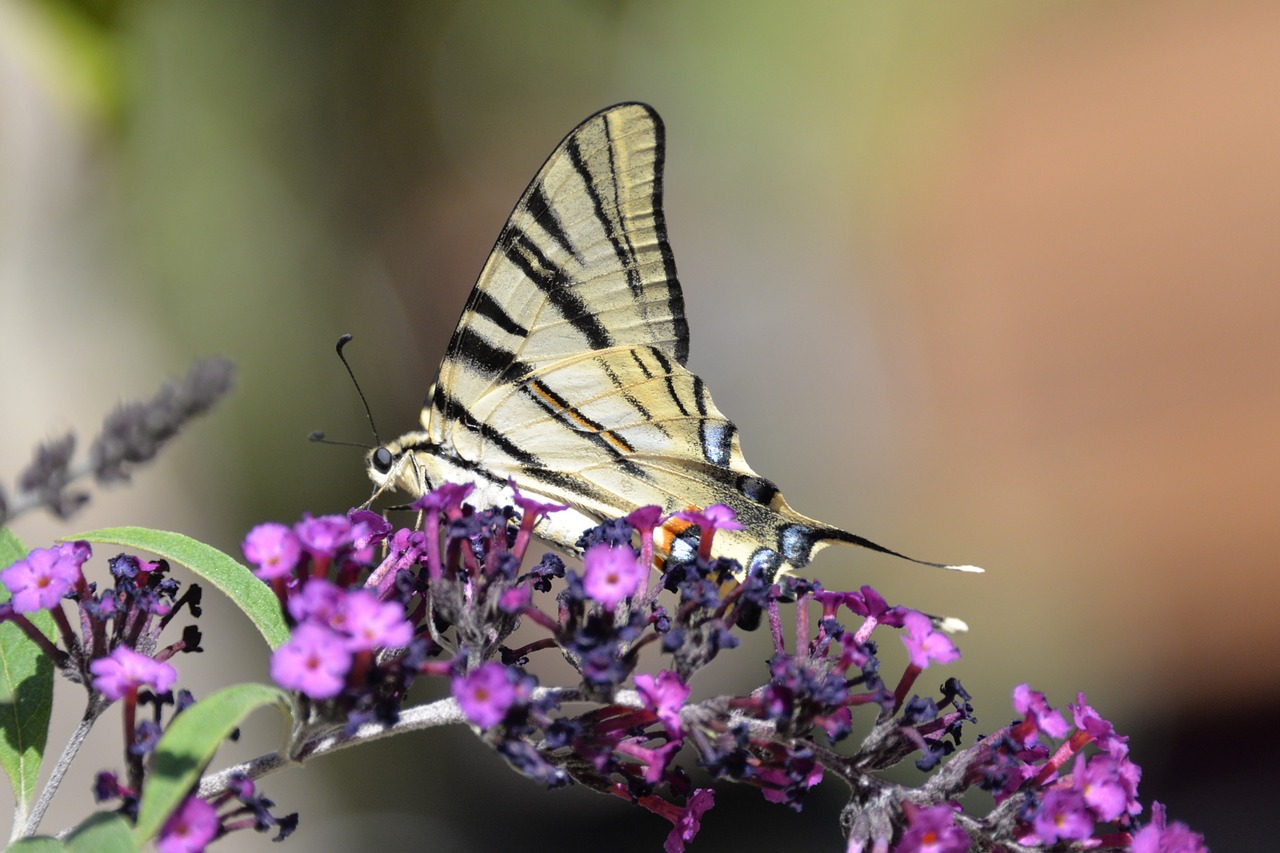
[531,383,632,452]
[656,511,698,552]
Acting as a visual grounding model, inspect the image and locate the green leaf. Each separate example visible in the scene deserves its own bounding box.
[7,813,137,853]
[65,528,288,649]
[65,811,136,853]
[0,529,56,831]
[6,835,66,852]
[133,683,289,846]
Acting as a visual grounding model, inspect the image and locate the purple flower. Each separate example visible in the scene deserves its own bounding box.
[498,584,531,614]
[893,802,970,853]
[1131,802,1208,853]
[661,787,715,853]
[1074,753,1140,822]
[157,795,219,853]
[582,543,644,609]
[346,509,393,551]
[2,541,87,612]
[509,479,569,522]
[900,611,960,669]
[672,504,745,561]
[614,737,681,785]
[626,505,664,532]
[675,504,743,532]
[242,523,301,580]
[1032,788,1094,843]
[452,662,517,729]
[758,756,823,804]
[89,646,178,701]
[293,514,353,559]
[337,589,414,651]
[287,578,344,625]
[411,482,474,515]
[635,670,690,736]
[1070,692,1128,755]
[271,623,352,699]
[1012,684,1070,741]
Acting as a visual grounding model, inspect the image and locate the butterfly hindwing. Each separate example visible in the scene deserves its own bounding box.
[472,343,848,573]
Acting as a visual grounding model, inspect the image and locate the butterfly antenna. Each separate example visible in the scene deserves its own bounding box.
[335,333,383,446]
[307,430,371,449]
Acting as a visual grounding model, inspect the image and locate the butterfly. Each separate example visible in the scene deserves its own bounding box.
[366,102,979,583]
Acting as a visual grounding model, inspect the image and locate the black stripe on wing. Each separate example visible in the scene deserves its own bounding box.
[456,333,531,385]
[595,353,671,439]
[503,229,612,350]
[433,388,541,468]
[647,348,691,418]
[524,183,579,262]
[566,131,643,303]
[642,108,689,365]
[470,289,530,339]
[524,378,651,480]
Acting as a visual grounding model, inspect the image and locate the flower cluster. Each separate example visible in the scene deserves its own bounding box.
[240,484,1206,852]
[0,540,294,846]
[2,478,1208,851]
[152,774,298,852]
[244,510,423,729]
[889,684,1208,852]
[0,542,199,697]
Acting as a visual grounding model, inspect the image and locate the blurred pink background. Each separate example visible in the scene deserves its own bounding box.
[2,1,1273,849]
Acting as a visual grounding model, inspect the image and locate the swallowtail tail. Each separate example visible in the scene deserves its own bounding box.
[367,103,978,582]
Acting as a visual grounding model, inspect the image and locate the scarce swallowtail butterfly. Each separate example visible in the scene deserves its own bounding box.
[366,102,980,583]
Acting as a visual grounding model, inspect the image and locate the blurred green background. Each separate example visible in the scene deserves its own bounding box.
[3,0,1276,849]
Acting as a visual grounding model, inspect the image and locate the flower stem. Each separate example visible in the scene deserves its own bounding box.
[20,695,109,840]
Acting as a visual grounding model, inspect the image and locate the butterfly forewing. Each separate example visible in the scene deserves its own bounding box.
[427,103,687,449]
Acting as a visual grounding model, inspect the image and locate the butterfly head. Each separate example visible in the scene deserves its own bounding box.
[365,430,437,500]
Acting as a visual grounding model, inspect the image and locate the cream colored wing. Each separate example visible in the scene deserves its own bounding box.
[425,102,687,449]
[465,344,960,578]
[370,102,979,581]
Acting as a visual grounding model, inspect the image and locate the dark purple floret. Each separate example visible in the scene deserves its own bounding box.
[93,771,125,803]
[915,738,955,772]
[174,689,197,713]
[178,625,203,653]
[704,624,739,656]
[661,628,685,653]
[498,739,572,788]
[273,813,300,841]
[446,513,486,543]
[901,696,938,726]
[576,517,636,550]
[130,721,162,756]
[559,570,588,607]
[109,554,142,581]
[775,575,821,602]
[676,574,721,611]
[544,717,582,750]
[522,552,565,593]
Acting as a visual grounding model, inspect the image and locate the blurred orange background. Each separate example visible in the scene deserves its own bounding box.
[2,1,1273,849]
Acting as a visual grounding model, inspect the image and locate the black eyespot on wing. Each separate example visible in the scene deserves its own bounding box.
[748,547,781,581]
[778,524,819,567]
[699,420,735,467]
[372,447,394,474]
[736,474,779,506]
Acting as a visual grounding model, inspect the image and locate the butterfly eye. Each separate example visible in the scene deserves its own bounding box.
[372,447,395,474]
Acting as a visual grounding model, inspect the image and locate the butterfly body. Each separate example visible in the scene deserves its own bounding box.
[368,103,978,582]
